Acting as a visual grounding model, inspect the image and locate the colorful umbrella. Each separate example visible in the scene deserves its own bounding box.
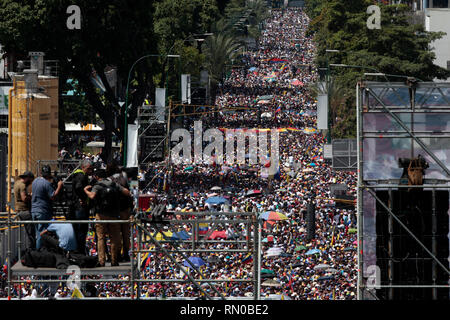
[291,79,304,86]
[184,166,194,171]
[305,248,321,255]
[317,275,334,281]
[154,231,173,241]
[246,190,262,197]
[261,279,281,287]
[314,264,329,271]
[295,245,307,252]
[261,269,275,274]
[205,196,228,205]
[183,257,206,268]
[170,230,190,241]
[260,211,288,221]
[207,230,227,240]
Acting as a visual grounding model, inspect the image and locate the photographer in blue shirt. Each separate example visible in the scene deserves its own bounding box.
[31,165,64,249]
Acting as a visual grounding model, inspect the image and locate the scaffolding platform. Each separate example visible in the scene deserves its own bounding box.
[11,261,132,277]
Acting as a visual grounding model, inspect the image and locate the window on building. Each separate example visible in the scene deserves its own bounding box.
[432,0,449,8]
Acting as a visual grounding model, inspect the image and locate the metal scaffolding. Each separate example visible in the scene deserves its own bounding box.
[4,210,260,300]
[1,94,262,299]
[357,81,450,300]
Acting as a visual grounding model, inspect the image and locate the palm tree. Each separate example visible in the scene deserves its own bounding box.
[202,33,245,105]
[308,76,347,129]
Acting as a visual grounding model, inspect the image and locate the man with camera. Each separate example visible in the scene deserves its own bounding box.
[31,165,64,249]
[107,164,133,262]
[84,168,130,266]
[70,159,94,255]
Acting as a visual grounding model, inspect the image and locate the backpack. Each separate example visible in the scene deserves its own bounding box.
[68,252,99,268]
[95,181,121,217]
[21,248,56,268]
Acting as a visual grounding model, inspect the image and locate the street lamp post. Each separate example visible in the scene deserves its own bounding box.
[164,33,213,104]
[123,54,180,167]
[329,64,423,83]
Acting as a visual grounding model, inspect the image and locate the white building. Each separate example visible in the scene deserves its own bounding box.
[424,9,450,80]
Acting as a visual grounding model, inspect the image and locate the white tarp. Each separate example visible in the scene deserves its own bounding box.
[155,88,166,121]
[317,93,328,130]
[127,124,138,168]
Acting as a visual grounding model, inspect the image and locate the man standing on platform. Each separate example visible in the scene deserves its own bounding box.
[84,168,130,266]
[31,165,64,249]
[14,171,35,249]
[70,159,93,254]
[107,164,133,262]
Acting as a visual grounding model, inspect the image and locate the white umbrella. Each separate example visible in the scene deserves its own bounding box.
[265,246,283,258]
[261,112,272,118]
[211,186,222,191]
[313,264,329,271]
[261,279,281,287]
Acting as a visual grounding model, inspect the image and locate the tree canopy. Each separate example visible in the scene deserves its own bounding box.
[305,0,450,138]
[0,0,267,161]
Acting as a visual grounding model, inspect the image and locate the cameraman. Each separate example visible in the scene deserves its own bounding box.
[107,163,133,262]
[31,165,64,249]
[84,168,130,266]
[70,159,94,255]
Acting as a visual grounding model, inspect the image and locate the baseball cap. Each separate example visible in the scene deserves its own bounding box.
[19,171,34,179]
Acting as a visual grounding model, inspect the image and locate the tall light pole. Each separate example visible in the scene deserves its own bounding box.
[123,54,180,167]
[164,33,213,104]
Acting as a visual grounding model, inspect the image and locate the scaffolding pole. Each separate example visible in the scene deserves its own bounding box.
[357,81,450,300]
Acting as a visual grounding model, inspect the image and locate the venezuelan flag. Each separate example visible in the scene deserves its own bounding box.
[242,253,253,264]
[199,223,209,235]
[141,252,149,268]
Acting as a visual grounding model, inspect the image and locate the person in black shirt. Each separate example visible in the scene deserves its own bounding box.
[70,159,93,254]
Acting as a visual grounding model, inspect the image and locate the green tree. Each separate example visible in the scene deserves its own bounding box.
[306,0,450,138]
[0,0,158,161]
[201,33,245,104]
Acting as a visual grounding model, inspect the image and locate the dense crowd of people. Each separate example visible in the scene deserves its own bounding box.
[1,7,357,300]
[135,7,357,300]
